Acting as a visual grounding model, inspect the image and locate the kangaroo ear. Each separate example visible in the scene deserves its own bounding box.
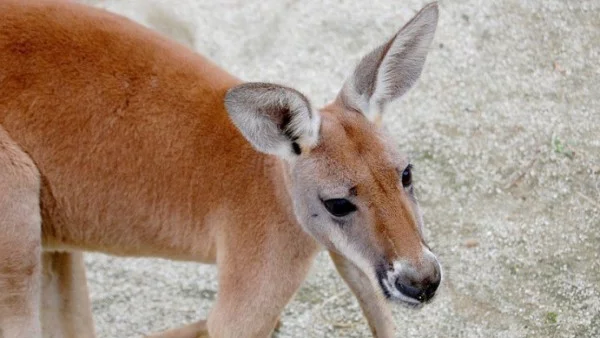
[338,2,439,123]
[225,83,320,159]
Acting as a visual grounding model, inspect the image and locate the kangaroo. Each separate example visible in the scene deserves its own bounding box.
[0,0,441,337]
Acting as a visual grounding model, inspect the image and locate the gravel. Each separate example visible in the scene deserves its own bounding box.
[79,0,600,337]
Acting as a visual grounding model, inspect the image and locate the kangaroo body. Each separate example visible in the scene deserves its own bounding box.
[0,1,441,337]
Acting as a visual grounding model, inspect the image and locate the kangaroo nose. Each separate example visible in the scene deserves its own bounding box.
[394,260,441,303]
[395,274,440,303]
[424,277,440,300]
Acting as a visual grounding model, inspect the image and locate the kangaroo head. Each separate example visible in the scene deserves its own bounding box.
[225,2,440,305]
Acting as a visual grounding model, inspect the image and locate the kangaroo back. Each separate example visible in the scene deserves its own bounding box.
[0,0,262,258]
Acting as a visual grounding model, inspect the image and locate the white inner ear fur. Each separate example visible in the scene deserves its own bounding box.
[225,83,321,160]
[341,2,439,122]
[285,93,321,151]
[268,94,321,160]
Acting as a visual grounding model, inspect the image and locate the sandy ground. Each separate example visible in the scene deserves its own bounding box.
[77,0,599,337]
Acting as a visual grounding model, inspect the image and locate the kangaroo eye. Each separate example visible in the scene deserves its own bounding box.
[402,164,413,188]
[322,198,357,217]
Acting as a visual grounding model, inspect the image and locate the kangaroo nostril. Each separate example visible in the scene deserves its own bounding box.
[395,275,440,303]
[395,277,425,301]
[423,278,440,301]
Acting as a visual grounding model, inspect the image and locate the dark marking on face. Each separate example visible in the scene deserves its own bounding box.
[331,217,346,227]
[292,142,301,155]
[376,262,393,299]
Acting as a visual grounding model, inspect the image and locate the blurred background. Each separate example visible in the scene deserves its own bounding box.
[78,0,599,337]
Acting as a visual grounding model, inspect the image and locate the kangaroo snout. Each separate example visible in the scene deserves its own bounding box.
[379,249,442,305]
[394,263,441,303]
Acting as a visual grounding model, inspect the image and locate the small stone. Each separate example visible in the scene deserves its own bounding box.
[553,61,566,74]
[464,239,479,248]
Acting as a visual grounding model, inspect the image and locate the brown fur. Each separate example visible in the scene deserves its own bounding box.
[313,106,422,262]
[0,125,42,337]
[41,252,95,336]
[0,1,440,337]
